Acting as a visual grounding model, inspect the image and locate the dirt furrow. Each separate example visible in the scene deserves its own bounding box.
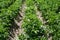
[35,4,52,40]
[9,1,27,40]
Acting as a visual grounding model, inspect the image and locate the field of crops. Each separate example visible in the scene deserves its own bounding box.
[0,0,60,40]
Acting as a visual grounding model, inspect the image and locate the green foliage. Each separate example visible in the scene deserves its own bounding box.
[0,0,22,40]
[19,34,47,40]
[0,0,15,8]
[19,1,47,39]
[19,13,47,40]
[0,0,60,40]
[25,0,34,6]
[35,0,60,40]
[22,13,43,37]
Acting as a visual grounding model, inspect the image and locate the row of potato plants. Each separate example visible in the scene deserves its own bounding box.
[35,0,60,40]
[19,0,49,40]
[0,0,22,40]
[0,0,16,8]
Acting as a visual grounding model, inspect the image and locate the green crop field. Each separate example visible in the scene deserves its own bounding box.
[0,0,60,40]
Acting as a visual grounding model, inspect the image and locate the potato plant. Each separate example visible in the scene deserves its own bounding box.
[19,0,47,40]
[0,0,22,40]
[19,9,47,40]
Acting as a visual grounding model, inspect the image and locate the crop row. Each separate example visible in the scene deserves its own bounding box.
[0,0,22,40]
[19,0,48,40]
